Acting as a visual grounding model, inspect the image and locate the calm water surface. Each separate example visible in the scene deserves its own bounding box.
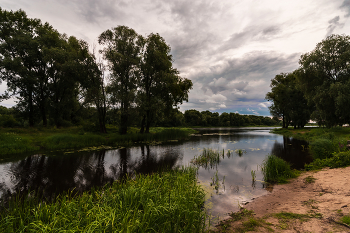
[0,128,312,221]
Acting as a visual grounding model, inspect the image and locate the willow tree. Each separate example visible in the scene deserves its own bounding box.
[98,26,144,134]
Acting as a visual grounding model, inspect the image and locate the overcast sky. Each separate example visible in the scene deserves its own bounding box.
[1,0,350,116]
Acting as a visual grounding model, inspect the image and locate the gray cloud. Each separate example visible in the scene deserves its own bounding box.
[341,0,350,17]
[60,0,128,24]
[326,16,344,37]
[218,25,281,53]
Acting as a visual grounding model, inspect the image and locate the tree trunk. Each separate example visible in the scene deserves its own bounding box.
[145,110,151,133]
[140,115,146,134]
[28,89,34,127]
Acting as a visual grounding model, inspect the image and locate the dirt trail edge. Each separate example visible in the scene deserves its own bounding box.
[213,167,350,232]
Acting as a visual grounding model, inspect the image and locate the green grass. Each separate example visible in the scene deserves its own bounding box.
[0,127,196,157]
[341,215,350,225]
[261,154,298,183]
[0,167,208,232]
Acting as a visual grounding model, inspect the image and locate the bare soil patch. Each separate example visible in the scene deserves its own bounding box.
[213,167,350,232]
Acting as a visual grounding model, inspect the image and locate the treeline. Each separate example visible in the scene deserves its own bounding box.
[0,8,192,134]
[0,104,279,128]
[266,34,350,128]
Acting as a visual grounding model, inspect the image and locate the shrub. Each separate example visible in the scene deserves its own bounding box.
[309,139,336,159]
[305,151,350,170]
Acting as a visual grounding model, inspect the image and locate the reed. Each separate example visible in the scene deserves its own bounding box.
[261,154,297,183]
[235,149,246,157]
[0,167,208,232]
[191,148,222,169]
[251,170,256,182]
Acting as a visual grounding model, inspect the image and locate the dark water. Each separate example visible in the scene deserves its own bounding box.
[0,128,311,220]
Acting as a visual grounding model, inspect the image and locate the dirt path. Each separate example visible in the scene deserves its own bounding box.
[213,167,350,232]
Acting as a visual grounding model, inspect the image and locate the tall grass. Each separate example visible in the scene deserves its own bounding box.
[42,133,106,150]
[0,132,39,154]
[261,154,297,183]
[0,167,208,232]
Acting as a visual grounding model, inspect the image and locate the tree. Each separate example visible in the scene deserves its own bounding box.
[298,34,350,127]
[266,72,311,128]
[98,26,144,134]
[138,33,192,133]
[0,8,41,126]
[184,109,202,126]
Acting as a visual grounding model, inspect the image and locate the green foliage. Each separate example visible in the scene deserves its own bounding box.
[309,139,336,159]
[298,34,350,127]
[261,154,297,183]
[266,72,312,128]
[0,167,208,232]
[305,151,350,170]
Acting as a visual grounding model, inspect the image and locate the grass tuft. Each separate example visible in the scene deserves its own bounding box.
[261,154,298,183]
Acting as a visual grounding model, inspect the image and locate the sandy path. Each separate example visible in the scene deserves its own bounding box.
[214,167,350,232]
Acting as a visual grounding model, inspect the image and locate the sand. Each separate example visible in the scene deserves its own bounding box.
[213,166,350,232]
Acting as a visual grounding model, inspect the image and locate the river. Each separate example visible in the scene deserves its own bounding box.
[0,127,312,221]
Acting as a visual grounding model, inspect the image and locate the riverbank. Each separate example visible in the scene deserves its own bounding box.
[213,166,350,232]
[0,126,196,157]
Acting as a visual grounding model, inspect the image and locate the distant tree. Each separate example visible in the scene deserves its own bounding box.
[184,109,202,126]
[298,34,350,127]
[219,112,230,126]
[98,26,144,134]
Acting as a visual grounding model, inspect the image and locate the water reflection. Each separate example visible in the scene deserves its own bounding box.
[0,145,182,207]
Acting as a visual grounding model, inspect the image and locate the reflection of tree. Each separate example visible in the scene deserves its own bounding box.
[271,136,312,169]
[0,146,183,208]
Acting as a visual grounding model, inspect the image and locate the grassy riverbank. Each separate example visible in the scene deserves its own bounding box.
[0,126,196,156]
[0,167,208,232]
[272,127,350,170]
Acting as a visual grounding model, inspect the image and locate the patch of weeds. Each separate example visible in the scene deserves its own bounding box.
[336,209,343,214]
[341,215,350,225]
[220,209,274,233]
[275,212,310,221]
[304,175,316,184]
[319,192,324,196]
[308,210,323,219]
[302,199,317,207]
[229,208,254,221]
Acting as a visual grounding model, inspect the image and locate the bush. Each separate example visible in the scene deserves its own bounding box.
[309,139,336,159]
[305,151,350,170]
[261,154,297,183]
[0,115,20,127]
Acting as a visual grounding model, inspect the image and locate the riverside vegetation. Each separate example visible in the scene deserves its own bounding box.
[0,126,195,157]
